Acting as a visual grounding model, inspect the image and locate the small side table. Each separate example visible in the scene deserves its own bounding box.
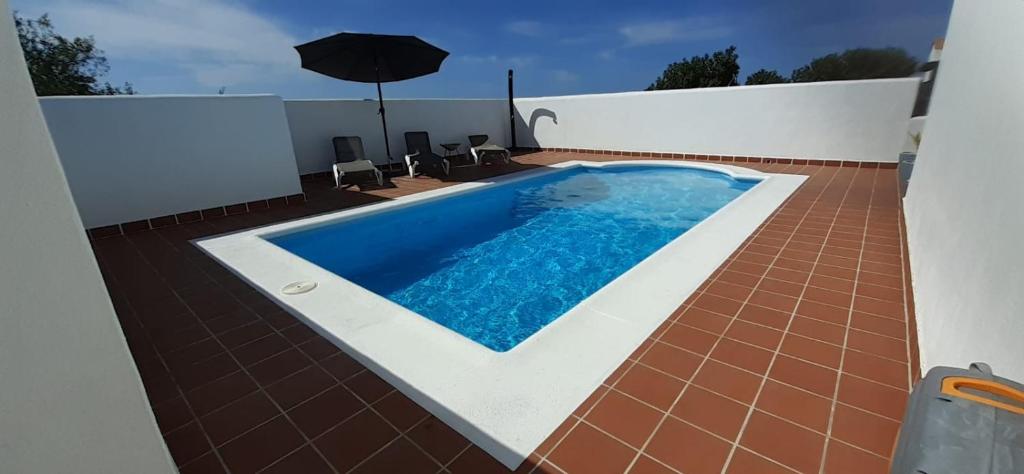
[440,143,461,159]
[440,143,471,167]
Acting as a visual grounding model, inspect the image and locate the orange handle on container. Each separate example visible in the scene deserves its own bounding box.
[941,376,1024,415]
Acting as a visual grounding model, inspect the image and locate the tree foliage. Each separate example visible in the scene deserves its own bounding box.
[14,12,134,96]
[646,46,739,91]
[791,48,918,82]
[744,69,789,85]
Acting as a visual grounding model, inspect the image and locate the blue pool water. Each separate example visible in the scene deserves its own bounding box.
[269,166,758,351]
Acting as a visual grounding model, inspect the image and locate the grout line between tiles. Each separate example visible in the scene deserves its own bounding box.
[817,166,879,472]
[721,164,861,473]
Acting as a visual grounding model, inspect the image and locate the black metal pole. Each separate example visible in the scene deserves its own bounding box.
[508,69,517,150]
[375,59,392,166]
[376,80,392,165]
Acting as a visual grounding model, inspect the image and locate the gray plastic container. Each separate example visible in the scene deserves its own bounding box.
[899,152,916,197]
[891,363,1024,473]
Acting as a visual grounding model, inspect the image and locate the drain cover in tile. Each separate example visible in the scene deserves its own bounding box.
[282,280,317,295]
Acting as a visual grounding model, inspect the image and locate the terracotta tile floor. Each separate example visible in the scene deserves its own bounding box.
[92,152,917,473]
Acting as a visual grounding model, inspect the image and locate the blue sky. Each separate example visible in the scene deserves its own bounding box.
[13,0,953,99]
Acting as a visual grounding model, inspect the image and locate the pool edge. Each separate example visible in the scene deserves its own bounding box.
[193,160,807,469]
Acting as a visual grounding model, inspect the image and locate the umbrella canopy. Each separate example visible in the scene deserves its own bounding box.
[296,33,448,83]
[295,33,449,165]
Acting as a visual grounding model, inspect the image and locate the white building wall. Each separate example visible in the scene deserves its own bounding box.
[514,78,920,162]
[285,99,508,174]
[40,95,303,228]
[904,0,1024,380]
[0,2,176,472]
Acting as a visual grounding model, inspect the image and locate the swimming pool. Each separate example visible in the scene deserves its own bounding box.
[270,166,758,351]
[196,160,806,468]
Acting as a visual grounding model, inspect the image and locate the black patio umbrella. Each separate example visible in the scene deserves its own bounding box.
[294,33,449,167]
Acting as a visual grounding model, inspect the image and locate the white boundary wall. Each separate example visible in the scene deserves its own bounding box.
[40,95,302,228]
[0,3,175,472]
[904,0,1024,380]
[285,99,508,174]
[38,82,923,227]
[514,79,920,162]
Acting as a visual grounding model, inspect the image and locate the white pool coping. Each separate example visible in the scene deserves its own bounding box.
[195,160,807,468]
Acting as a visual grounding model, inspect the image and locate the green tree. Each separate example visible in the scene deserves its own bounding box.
[744,69,789,85]
[14,13,134,96]
[790,47,918,83]
[646,46,740,91]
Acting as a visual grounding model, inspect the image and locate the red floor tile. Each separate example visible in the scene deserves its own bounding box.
[259,446,333,474]
[218,416,306,473]
[769,354,838,398]
[740,411,825,472]
[780,333,843,369]
[164,422,212,466]
[710,337,774,374]
[755,379,832,433]
[829,404,901,457]
[841,350,909,390]
[847,330,907,362]
[630,455,678,474]
[94,154,916,473]
[344,370,395,403]
[264,365,335,410]
[788,315,846,345]
[373,392,430,431]
[725,320,784,350]
[548,422,637,474]
[586,389,663,448]
[351,438,440,474]
[725,448,797,474]
[638,340,704,381]
[737,304,791,330]
[836,374,908,420]
[676,307,732,334]
[822,441,890,474]
[671,386,750,439]
[314,410,399,472]
[406,416,472,465]
[287,385,364,438]
[614,364,686,410]
[692,360,763,404]
[644,417,731,474]
[199,391,279,445]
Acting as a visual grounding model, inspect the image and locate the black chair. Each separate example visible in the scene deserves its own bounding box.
[403,131,450,177]
[332,136,383,187]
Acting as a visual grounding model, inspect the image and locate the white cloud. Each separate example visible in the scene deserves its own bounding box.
[18,0,303,87]
[619,18,733,47]
[504,20,545,38]
[551,69,579,83]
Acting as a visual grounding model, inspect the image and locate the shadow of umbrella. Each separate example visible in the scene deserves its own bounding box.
[295,33,449,169]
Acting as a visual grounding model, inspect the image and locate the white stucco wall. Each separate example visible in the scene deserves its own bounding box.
[285,99,509,174]
[902,116,926,153]
[0,2,176,472]
[514,78,920,162]
[40,94,303,228]
[903,0,1024,380]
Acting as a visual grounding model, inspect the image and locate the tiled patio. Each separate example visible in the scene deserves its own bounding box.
[92,151,917,474]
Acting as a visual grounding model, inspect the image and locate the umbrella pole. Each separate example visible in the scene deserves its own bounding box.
[375,69,393,168]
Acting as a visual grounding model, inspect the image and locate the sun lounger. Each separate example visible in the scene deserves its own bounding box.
[404,131,451,177]
[468,134,511,165]
[332,136,383,187]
